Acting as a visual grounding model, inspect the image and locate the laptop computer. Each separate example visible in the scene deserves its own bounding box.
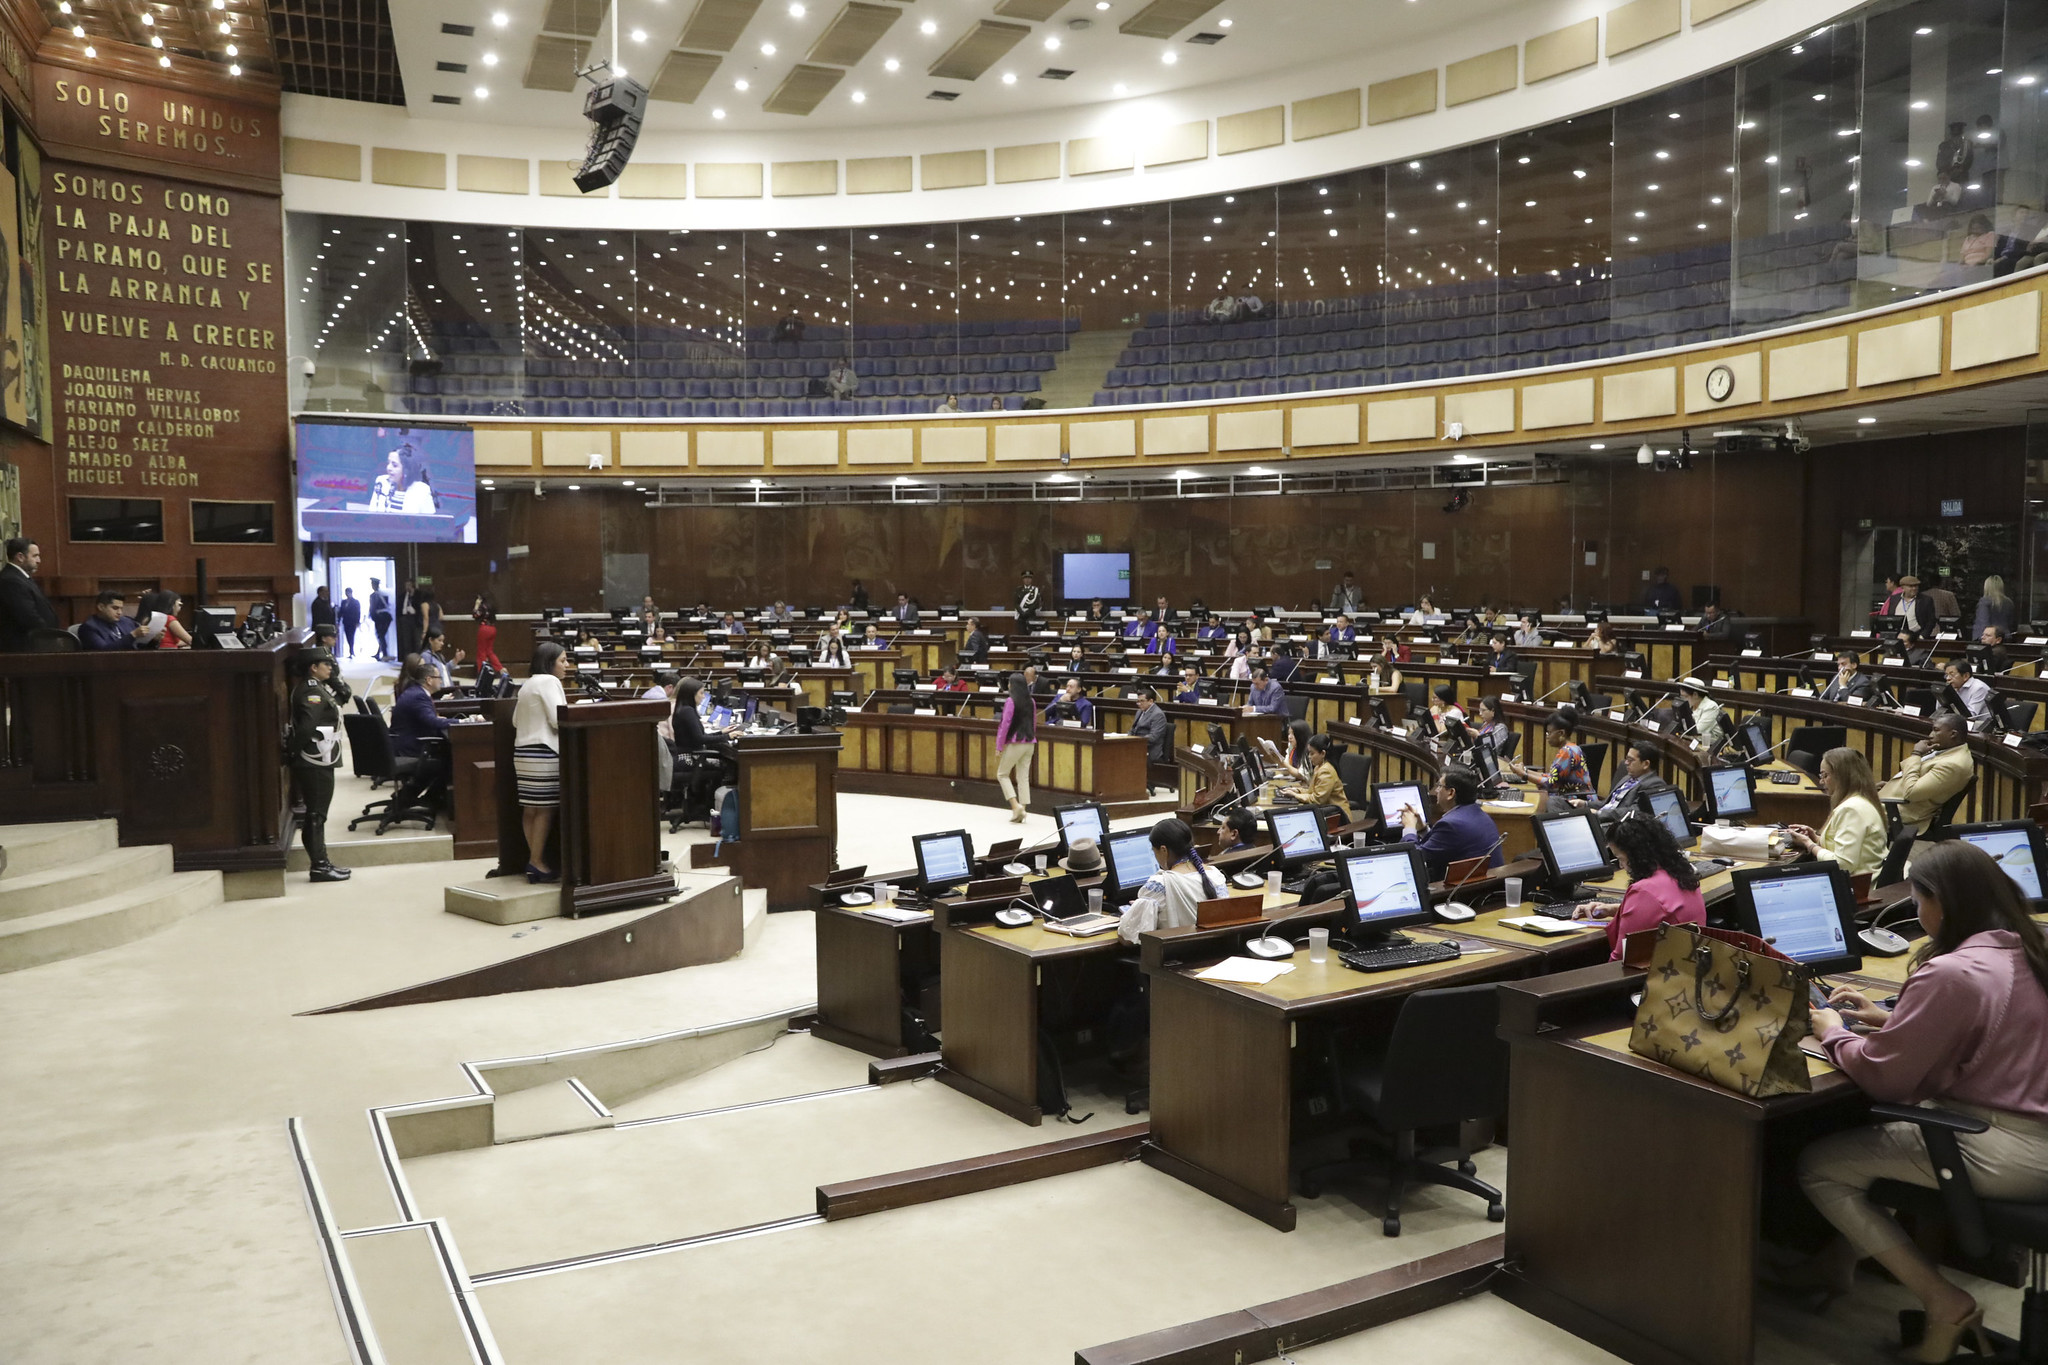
[1033,874,1118,936]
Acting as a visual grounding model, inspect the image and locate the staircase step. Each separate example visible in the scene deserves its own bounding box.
[493,1078,613,1143]
[0,870,222,972]
[0,844,173,922]
[0,820,120,878]
[287,828,452,871]
[445,877,559,925]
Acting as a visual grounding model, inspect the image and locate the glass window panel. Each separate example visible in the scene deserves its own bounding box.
[854,223,961,412]
[634,227,747,417]
[287,212,407,413]
[521,228,638,420]
[740,227,851,407]
[1167,188,1277,398]
[1385,144,1500,378]
[1501,114,1614,364]
[1998,0,2048,227]
[403,221,524,418]
[1066,202,1167,405]
[1277,167,1385,386]
[1732,22,1865,331]
[1612,74,1735,354]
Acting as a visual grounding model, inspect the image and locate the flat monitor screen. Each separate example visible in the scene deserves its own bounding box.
[1232,765,1259,800]
[295,420,478,543]
[1952,821,2047,907]
[1374,782,1428,831]
[913,831,975,895]
[1645,788,1694,849]
[1338,846,1431,935]
[1735,866,1859,972]
[1102,828,1160,903]
[1061,552,1132,603]
[1055,802,1106,855]
[1470,744,1500,785]
[1739,720,1773,763]
[1535,812,1611,882]
[1706,766,1756,819]
[1265,806,1329,869]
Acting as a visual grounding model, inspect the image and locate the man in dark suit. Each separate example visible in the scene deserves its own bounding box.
[1818,650,1877,703]
[78,591,145,650]
[336,588,363,657]
[1895,576,1938,636]
[893,592,919,626]
[0,537,58,651]
[960,616,989,665]
[368,579,394,663]
[310,585,335,629]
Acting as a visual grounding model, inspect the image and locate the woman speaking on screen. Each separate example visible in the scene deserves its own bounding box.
[369,442,440,515]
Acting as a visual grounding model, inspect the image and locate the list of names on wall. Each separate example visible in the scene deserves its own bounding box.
[46,165,284,494]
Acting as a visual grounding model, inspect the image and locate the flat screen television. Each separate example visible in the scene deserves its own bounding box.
[296,420,477,543]
[1061,552,1132,603]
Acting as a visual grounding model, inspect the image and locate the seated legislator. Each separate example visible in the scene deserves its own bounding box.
[1942,659,1995,733]
[1678,677,1728,753]
[421,627,465,692]
[1045,677,1095,726]
[1794,841,2048,1361]
[859,624,889,650]
[1893,630,1934,670]
[718,612,747,636]
[1116,818,1229,944]
[1512,614,1544,649]
[1471,696,1512,755]
[1509,710,1596,812]
[1785,747,1887,876]
[1483,634,1519,674]
[1818,650,1877,703]
[1085,597,1109,622]
[1879,714,1975,833]
[1280,734,1351,818]
[1244,666,1288,717]
[1976,625,2011,676]
[1698,601,1737,639]
[1174,666,1206,704]
[1399,768,1502,878]
[1130,689,1173,766]
[1574,815,1705,958]
[78,591,146,650]
[935,665,973,692]
[1217,806,1261,855]
[1144,626,1177,657]
[891,593,919,626]
[1328,615,1358,647]
[814,629,851,669]
[1578,739,1672,822]
[1367,645,1404,696]
[389,654,452,756]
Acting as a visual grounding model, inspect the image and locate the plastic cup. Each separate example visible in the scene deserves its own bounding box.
[1034,854,1047,873]
[1266,870,1284,900]
[1308,927,1330,963]
[1088,887,1104,916]
[873,881,892,906]
[1505,876,1523,908]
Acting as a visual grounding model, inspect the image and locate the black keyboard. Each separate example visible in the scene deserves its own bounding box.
[1769,772,1802,785]
[1340,940,1462,973]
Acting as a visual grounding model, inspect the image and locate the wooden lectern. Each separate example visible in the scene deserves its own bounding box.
[557,699,674,918]
[689,729,842,911]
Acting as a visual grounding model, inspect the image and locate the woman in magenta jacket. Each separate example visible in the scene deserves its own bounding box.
[1790,840,2048,1361]
[1573,814,1704,958]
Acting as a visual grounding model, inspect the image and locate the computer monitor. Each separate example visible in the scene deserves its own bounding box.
[1263,805,1330,871]
[1372,781,1428,832]
[1644,787,1695,850]
[1730,863,1862,974]
[1469,742,1502,789]
[1236,736,1267,783]
[1231,764,1260,801]
[1702,765,1757,821]
[1054,801,1106,856]
[912,830,976,898]
[1101,827,1161,907]
[1530,810,1616,902]
[1735,717,1774,765]
[1950,820,2048,910]
[1336,845,1433,944]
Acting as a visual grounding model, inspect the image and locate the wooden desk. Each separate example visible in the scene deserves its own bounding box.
[442,700,510,861]
[1141,914,1541,1230]
[557,699,673,918]
[838,708,1149,812]
[1494,963,1866,1365]
[687,730,841,911]
[814,901,937,1057]
[935,880,1297,1125]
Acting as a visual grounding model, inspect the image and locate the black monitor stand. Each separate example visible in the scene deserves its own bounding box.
[1531,875,1600,907]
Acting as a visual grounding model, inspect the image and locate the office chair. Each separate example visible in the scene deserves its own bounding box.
[1579,741,1610,791]
[344,717,439,833]
[1298,983,1508,1236]
[2002,697,2038,733]
[1867,1106,2048,1363]
[1787,749,1822,779]
[1925,780,1976,837]
[1335,752,1375,813]
[1787,725,1847,773]
[1284,693,1311,723]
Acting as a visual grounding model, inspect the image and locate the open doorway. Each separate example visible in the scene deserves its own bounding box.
[329,556,396,663]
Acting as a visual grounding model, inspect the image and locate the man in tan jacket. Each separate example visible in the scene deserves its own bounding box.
[1879,714,1974,832]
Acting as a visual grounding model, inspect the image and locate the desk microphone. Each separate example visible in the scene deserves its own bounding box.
[1244,895,1340,959]
[1531,678,1576,705]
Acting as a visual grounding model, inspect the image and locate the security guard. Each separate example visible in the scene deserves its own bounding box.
[290,648,352,883]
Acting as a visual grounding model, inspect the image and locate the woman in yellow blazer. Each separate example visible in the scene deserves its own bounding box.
[1282,734,1353,818]
[1787,747,1889,876]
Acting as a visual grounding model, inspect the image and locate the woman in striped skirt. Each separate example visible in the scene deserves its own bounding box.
[513,641,570,882]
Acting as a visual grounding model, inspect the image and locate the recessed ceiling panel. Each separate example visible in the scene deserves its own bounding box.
[763,63,846,115]
[677,0,766,53]
[1118,0,1224,39]
[541,0,608,37]
[807,2,902,66]
[993,0,1070,20]
[928,20,1029,81]
[649,50,723,103]
[524,34,591,91]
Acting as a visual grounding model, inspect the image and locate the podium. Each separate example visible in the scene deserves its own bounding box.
[558,699,674,918]
[689,729,842,911]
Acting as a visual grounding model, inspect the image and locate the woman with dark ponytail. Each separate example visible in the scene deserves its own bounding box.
[1116,817,1227,943]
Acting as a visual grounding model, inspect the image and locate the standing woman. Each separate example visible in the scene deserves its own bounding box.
[513,642,569,883]
[994,666,1038,823]
[1972,574,2016,637]
[1792,841,2048,1361]
[473,592,501,672]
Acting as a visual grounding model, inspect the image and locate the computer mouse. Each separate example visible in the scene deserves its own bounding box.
[994,907,1033,927]
[1231,871,1266,890]
[1859,927,1910,957]
[1435,901,1478,923]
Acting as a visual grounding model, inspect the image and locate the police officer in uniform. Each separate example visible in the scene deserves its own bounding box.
[290,648,352,883]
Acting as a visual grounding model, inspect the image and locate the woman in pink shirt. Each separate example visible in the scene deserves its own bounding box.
[1791,840,2048,1361]
[1574,815,1705,958]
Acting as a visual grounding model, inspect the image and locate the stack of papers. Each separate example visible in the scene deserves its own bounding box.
[864,906,927,923]
[1195,956,1297,985]
[1500,915,1597,936]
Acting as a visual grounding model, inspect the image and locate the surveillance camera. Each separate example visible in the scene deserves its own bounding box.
[1059,449,1072,466]
[298,358,315,378]
[1444,420,1465,442]
[1637,443,1655,466]
[533,479,545,498]
[587,453,605,470]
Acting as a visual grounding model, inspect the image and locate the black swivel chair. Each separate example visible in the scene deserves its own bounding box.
[1284,692,1311,723]
[1579,741,1610,792]
[1925,779,1976,837]
[1335,752,1375,814]
[343,715,439,833]
[1787,724,1848,775]
[1297,983,1509,1236]
[342,712,388,787]
[1868,1107,2048,1362]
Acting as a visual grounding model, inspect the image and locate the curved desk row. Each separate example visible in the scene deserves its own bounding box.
[837,707,1152,812]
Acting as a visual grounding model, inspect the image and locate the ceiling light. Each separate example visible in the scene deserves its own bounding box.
[1915,26,1932,34]
[1911,99,1928,109]
[2024,75,2040,86]
[1161,49,1177,63]
[1096,1,1109,8]
[1001,70,1016,83]
[1113,82,1126,94]
[735,77,749,89]
[788,2,805,15]
[158,53,169,65]
[567,484,581,491]
[483,51,499,66]
[761,40,777,53]
[712,107,726,119]
[919,18,936,33]
[884,57,899,71]
[1044,35,1059,49]
[1589,443,1606,450]
[851,89,866,101]
[474,85,488,98]
[1171,468,1195,478]
[140,11,152,23]
[229,63,240,74]
[492,11,509,26]
[1857,416,1877,425]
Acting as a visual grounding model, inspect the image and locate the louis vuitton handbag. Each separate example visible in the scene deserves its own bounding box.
[1628,923,1813,1097]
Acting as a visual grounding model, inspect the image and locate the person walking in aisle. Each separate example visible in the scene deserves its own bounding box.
[368,579,394,663]
[994,666,1038,822]
[336,588,362,658]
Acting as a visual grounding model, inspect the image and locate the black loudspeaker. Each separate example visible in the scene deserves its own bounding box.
[573,76,647,193]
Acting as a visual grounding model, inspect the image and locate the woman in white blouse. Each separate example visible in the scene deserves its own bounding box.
[1117,818,1229,943]
[512,642,570,883]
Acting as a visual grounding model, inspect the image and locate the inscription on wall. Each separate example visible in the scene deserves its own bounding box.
[46,166,283,494]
